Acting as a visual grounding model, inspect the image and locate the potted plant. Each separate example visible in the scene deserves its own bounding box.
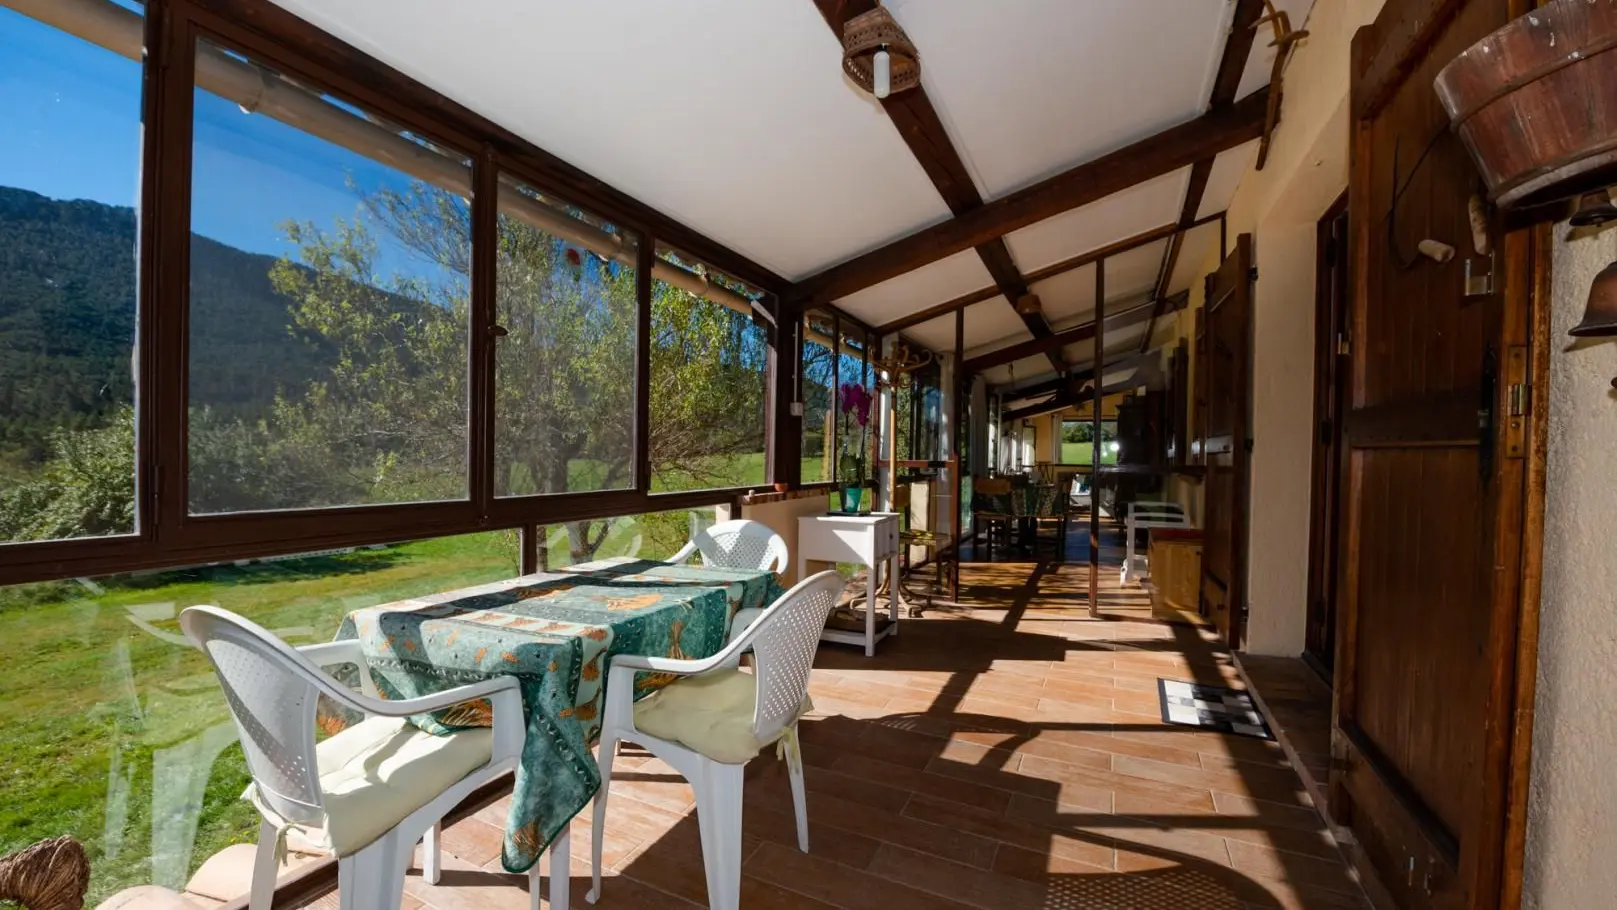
[837,382,872,512]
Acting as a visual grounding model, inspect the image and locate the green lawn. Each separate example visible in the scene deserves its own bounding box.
[0,507,721,904]
[1059,442,1119,465]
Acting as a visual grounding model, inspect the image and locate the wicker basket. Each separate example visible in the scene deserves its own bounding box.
[1435,0,1617,208]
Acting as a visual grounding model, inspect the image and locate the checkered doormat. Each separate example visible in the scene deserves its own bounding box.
[1157,678,1273,740]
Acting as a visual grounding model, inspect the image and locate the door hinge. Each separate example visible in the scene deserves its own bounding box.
[1249,266,1260,283]
[1504,344,1529,459]
[1336,332,1350,356]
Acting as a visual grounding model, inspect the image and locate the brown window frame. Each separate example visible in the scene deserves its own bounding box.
[0,0,790,587]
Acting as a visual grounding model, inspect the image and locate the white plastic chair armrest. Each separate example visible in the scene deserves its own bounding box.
[667,541,699,565]
[354,675,520,719]
[608,651,729,677]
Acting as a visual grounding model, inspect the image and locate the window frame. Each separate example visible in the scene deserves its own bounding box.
[0,0,789,586]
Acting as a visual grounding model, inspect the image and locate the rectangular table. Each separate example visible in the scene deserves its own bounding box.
[335,557,784,873]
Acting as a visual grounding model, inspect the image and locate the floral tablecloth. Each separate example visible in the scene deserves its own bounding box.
[336,557,784,872]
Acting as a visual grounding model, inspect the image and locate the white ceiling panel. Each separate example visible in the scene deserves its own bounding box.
[1002,171,1188,274]
[833,249,992,326]
[901,315,958,354]
[264,0,950,280]
[1198,139,1261,219]
[1169,221,1224,295]
[890,0,1230,198]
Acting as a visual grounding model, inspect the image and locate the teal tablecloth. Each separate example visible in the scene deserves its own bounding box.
[336,557,784,872]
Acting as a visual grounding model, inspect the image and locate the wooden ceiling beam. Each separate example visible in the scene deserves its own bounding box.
[787,88,1269,306]
[963,291,1187,373]
[872,214,1220,335]
[810,0,1062,369]
[1142,0,1265,351]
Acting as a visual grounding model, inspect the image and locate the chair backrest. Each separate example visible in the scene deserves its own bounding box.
[692,519,789,573]
[180,606,360,827]
[728,571,843,743]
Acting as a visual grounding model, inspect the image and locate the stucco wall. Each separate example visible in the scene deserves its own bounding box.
[1160,0,1385,655]
[1521,224,1617,910]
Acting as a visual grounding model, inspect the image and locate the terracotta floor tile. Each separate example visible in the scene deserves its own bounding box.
[1112,754,1312,806]
[828,752,1013,813]
[866,843,1050,910]
[744,842,979,910]
[438,817,505,868]
[1018,753,1217,811]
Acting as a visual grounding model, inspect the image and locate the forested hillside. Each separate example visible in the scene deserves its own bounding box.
[0,185,336,469]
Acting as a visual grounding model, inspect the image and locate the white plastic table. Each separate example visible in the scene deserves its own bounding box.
[797,512,900,656]
[1121,501,1195,585]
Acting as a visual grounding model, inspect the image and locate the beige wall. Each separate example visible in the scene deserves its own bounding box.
[1159,0,1385,655]
[733,493,833,586]
[1521,224,1617,910]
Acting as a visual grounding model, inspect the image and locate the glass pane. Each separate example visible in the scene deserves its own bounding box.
[530,507,718,570]
[648,247,767,492]
[0,3,143,545]
[494,175,636,496]
[836,326,873,487]
[1061,418,1120,465]
[0,531,517,905]
[801,310,835,485]
[187,39,472,514]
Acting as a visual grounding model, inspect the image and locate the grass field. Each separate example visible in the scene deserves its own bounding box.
[1059,441,1120,465]
[0,507,718,904]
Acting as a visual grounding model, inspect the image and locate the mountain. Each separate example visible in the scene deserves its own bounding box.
[0,186,335,464]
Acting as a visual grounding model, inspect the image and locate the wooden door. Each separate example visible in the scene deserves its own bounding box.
[1305,196,1350,678]
[1199,235,1253,649]
[1335,1,1541,907]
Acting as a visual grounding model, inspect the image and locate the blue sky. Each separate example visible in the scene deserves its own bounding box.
[0,6,460,284]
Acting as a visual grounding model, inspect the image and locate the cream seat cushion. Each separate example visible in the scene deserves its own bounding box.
[633,668,813,764]
[247,715,492,855]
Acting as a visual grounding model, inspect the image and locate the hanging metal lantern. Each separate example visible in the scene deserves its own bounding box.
[841,6,920,100]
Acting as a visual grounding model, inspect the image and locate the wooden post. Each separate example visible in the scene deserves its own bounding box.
[953,306,966,599]
[1089,259,1105,618]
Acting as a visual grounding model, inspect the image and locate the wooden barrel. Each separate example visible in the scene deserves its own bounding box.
[1434,0,1617,209]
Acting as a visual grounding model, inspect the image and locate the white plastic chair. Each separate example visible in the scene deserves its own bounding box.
[668,519,791,641]
[667,519,788,574]
[180,606,568,910]
[586,571,843,910]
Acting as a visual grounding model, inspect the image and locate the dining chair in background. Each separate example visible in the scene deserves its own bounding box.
[181,606,568,910]
[587,570,844,910]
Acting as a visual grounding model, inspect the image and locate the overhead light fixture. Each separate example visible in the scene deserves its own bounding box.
[1569,189,1617,228]
[1014,294,1043,316]
[842,6,919,100]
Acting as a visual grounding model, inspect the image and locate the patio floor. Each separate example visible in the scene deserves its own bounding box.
[311,572,1366,910]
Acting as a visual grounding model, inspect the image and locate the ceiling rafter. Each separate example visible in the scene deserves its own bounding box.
[873,211,1224,335]
[810,0,1063,370]
[786,88,1269,307]
[1141,0,1266,351]
[962,291,1187,374]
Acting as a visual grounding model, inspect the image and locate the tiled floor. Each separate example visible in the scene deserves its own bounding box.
[365,576,1367,910]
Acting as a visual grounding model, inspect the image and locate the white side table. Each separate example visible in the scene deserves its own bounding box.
[797,512,900,656]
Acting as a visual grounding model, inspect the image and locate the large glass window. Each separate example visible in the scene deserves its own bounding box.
[530,506,719,571]
[494,175,636,497]
[0,3,144,545]
[801,309,835,484]
[187,39,472,514]
[0,531,517,905]
[648,247,768,492]
[1061,418,1119,465]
